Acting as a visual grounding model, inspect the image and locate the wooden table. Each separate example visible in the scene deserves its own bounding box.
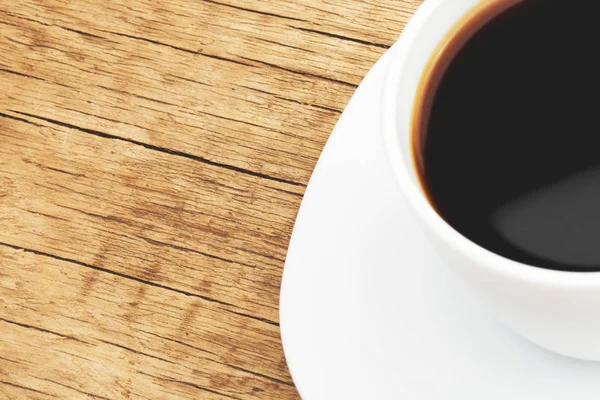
[0,1,419,398]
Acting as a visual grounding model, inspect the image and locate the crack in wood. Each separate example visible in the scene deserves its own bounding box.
[239,56,358,88]
[292,26,392,49]
[5,110,305,187]
[138,329,220,357]
[269,186,304,198]
[39,378,110,400]
[96,29,198,55]
[0,241,280,327]
[0,356,24,365]
[256,37,317,53]
[196,52,257,68]
[202,0,307,23]
[0,112,44,127]
[25,210,71,222]
[59,26,106,40]
[0,68,46,82]
[140,236,239,266]
[0,318,89,345]
[58,204,127,224]
[240,84,342,114]
[45,167,86,177]
[96,339,175,365]
[229,364,295,387]
[0,380,59,398]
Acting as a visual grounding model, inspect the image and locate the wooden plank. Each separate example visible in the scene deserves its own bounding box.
[0,245,298,399]
[0,11,353,184]
[0,0,422,397]
[0,0,408,185]
[4,0,395,84]
[0,114,297,324]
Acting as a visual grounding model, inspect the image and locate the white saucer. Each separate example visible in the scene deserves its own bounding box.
[280,48,600,399]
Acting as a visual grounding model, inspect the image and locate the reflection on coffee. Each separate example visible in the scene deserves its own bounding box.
[414,0,600,272]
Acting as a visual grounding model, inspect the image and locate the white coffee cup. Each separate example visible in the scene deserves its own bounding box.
[382,0,600,361]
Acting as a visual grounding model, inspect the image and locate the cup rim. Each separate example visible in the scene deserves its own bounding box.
[381,0,600,286]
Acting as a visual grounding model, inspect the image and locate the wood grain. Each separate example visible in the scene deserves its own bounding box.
[0,0,418,398]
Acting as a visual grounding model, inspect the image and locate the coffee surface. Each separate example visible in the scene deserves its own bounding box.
[420,0,600,271]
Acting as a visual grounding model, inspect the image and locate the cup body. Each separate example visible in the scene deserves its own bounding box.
[382,0,600,361]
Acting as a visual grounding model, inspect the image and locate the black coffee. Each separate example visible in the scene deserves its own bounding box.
[417,0,600,272]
